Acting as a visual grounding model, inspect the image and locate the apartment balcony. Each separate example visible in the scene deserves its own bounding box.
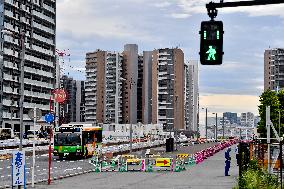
[4,35,19,46]
[3,99,18,107]
[23,102,49,111]
[25,54,54,67]
[32,10,55,25]
[4,0,18,7]
[20,4,29,13]
[24,78,53,89]
[158,52,171,56]
[43,3,55,13]
[3,112,13,119]
[4,22,19,33]
[4,48,19,57]
[158,106,167,109]
[33,33,54,45]
[20,17,30,25]
[25,66,54,78]
[5,10,18,20]
[3,61,18,70]
[32,45,54,56]
[24,90,51,100]
[3,73,18,82]
[3,86,18,95]
[32,21,55,35]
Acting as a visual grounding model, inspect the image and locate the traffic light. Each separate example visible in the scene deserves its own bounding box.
[200,20,224,65]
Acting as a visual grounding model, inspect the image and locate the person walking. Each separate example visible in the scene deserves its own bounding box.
[225,147,231,176]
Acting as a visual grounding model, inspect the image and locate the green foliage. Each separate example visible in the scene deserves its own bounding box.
[258,90,283,138]
[235,161,280,189]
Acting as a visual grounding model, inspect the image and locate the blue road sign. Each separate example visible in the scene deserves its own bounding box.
[45,113,54,124]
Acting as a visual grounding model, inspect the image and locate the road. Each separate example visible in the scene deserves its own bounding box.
[34,144,238,189]
[0,142,221,188]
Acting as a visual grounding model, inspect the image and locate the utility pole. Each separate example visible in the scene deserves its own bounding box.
[222,115,225,139]
[19,29,25,151]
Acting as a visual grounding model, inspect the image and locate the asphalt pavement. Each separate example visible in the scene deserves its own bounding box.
[32,143,238,189]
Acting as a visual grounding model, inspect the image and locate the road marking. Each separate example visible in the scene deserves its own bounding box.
[43,168,46,171]
[26,172,30,174]
[36,165,40,168]
[77,167,82,170]
[54,167,58,169]
[70,161,74,163]
[6,166,11,169]
[0,168,2,170]
[1,176,4,178]
[8,175,11,177]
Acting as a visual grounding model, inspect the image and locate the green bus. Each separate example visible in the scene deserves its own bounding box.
[53,124,102,159]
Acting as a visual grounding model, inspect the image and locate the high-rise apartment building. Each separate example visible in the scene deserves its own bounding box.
[1,0,56,131]
[184,61,199,131]
[75,80,85,122]
[142,51,153,124]
[240,112,254,127]
[137,55,143,123]
[85,50,123,124]
[122,44,138,124]
[223,112,238,124]
[152,48,185,130]
[264,48,284,91]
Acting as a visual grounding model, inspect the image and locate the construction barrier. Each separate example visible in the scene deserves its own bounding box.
[89,139,238,173]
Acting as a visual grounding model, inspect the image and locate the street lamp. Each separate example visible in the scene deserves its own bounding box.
[2,29,25,151]
[212,112,217,140]
[201,107,208,140]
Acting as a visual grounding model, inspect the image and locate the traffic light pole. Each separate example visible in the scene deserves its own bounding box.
[206,0,284,20]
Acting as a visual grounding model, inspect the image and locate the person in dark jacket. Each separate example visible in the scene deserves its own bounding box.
[225,147,231,176]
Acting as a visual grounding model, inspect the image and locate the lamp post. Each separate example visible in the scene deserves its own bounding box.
[201,108,208,140]
[212,113,217,140]
[2,29,25,151]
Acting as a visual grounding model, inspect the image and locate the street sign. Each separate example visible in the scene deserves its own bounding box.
[155,158,171,167]
[45,113,54,124]
[200,20,224,65]
[28,108,42,121]
[176,154,190,158]
[12,150,26,187]
[53,89,67,103]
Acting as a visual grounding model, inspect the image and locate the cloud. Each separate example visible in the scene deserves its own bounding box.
[170,13,190,19]
[154,2,171,8]
[56,0,161,42]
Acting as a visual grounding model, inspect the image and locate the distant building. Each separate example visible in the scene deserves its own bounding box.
[85,50,124,124]
[223,112,238,124]
[254,116,260,127]
[264,48,284,91]
[60,76,85,124]
[240,112,254,127]
[151,48,185,130]
[184,61,199,131]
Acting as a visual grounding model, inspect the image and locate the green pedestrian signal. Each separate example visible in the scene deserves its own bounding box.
[200,21,224,65]
[206,46,216,60]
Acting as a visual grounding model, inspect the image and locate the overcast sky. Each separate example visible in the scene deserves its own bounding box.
[56,0,284,121]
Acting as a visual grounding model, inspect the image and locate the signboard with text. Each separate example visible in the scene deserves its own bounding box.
[12,150,26,187]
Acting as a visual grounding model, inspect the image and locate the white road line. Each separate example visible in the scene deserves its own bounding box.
[0,168,3,170]
[43,168,46,171]
[1,176,4,178]
[54,167,58,169]
[8,175,11,177]
[6,166,11,169]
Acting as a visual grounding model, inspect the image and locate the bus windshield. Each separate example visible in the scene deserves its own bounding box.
[54,133,81,146]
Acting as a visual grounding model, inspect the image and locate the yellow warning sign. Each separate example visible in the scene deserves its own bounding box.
[176,154,189,158]
[126,159,140,164]
[155,158,171,167]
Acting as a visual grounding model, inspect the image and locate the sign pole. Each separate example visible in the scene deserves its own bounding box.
[32,107,36,187]
[48,97,52,185]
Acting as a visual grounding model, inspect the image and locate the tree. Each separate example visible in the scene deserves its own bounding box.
[257,90,280,138]
[277,89,284,134]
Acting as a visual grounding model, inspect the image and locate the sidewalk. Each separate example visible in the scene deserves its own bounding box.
[35,145,238,189]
